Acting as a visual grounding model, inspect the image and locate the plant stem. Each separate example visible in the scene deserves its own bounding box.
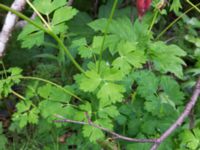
[150,77,200,150]
[49,33,85,73]
[186,0,200,13]
[26,0,52,30]
[1,60,8,78]
[97,0,118,73]
[148,10,159,34]
[11,90,37,107]
[54,113,157,143]
[156,2,200,40]
[20,76,84,102]
[0,4,48,33]
[0,3,85,74]
[11,90,26,100]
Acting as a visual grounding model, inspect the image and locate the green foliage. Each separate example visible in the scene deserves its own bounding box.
[113,41,146,73]
[33,0,66,15]
[0,67,22,98]
[18,0,78,48]
[179,128,200,150]
[0,0,200,150]
[170,0,182,14]
[17,18,44,48]
[133,71,184,118]
[149,41,186,78]
[52,6,77,25]
[13,100,39,128]
[0,123,7,150]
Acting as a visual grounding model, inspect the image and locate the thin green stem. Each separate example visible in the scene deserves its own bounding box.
[97,0,118,72]
[11,90,37,107]
[156,2,200,40]
[49,33,85,73]
[20,76,84,102]
[1,60,7,78]
[43,42,59,49]
[26,0,52,30]
[11,90,26,100]
[186,0,200,13]
[4,75,83,102]
[148,10,159,34]
[0,3,85,73]
[0,4,49,33]
[46,14,50,24]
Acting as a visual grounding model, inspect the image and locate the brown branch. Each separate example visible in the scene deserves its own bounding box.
[54,77,200,150]
[54,113,157,143]
[150,77,200,150]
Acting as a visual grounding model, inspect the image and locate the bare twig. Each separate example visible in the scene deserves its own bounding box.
[150,77,200,150]
[54,114,157,143]
[55,77,200,150]
[0,0,26,57]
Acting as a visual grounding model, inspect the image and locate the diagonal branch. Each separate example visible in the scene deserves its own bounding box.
[54,77,200,150]
[150,77,200,150]
[54,113,157,143]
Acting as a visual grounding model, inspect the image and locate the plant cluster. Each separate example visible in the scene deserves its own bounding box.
[0,0,200,149]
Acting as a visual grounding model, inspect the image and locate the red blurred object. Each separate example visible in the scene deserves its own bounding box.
[137,0,152,20]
